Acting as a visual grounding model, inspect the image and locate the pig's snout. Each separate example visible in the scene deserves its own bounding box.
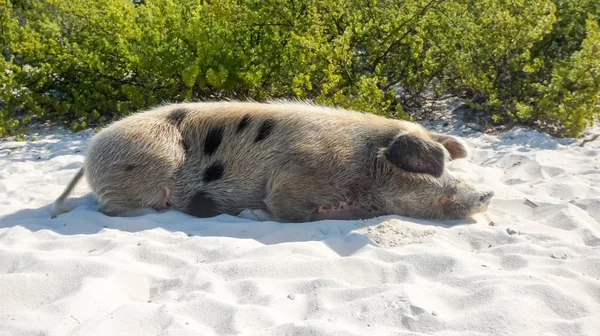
[479,191,494,205]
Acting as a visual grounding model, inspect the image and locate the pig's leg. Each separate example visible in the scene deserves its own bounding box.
[263,172,322,223]
[238,208,274,221]
[98,202,157,217]
[311,201,381,221]
[118,207,160,217]
[99,187,171,217]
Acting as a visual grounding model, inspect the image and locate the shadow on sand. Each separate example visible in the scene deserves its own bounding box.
[0,193,476,257]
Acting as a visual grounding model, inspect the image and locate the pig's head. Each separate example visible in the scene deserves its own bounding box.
[379,132,494,220]
[380,170,494,220]
[433,172,494,219]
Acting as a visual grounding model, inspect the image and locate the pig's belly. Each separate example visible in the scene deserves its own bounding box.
[311,202,384,221]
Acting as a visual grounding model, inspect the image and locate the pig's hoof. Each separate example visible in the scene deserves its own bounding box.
[238,209,273,222]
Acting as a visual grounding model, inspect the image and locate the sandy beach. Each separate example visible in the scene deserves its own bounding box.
[1,111,599,335]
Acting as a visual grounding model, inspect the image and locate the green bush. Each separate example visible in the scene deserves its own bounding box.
[1,0,598,137]
[1,0,22,134]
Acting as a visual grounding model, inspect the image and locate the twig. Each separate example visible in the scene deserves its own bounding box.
[371,0,442,68]
[579,134,599,147]
[524,198,538,207]
[71,315,81,324]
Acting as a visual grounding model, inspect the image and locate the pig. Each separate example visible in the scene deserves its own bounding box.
[50,100,494,222]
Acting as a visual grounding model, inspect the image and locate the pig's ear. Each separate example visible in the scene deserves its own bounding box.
[430,133,469,160]
[384,133,448,178]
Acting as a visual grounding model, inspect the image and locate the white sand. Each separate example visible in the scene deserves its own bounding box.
[1,120,599,336]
